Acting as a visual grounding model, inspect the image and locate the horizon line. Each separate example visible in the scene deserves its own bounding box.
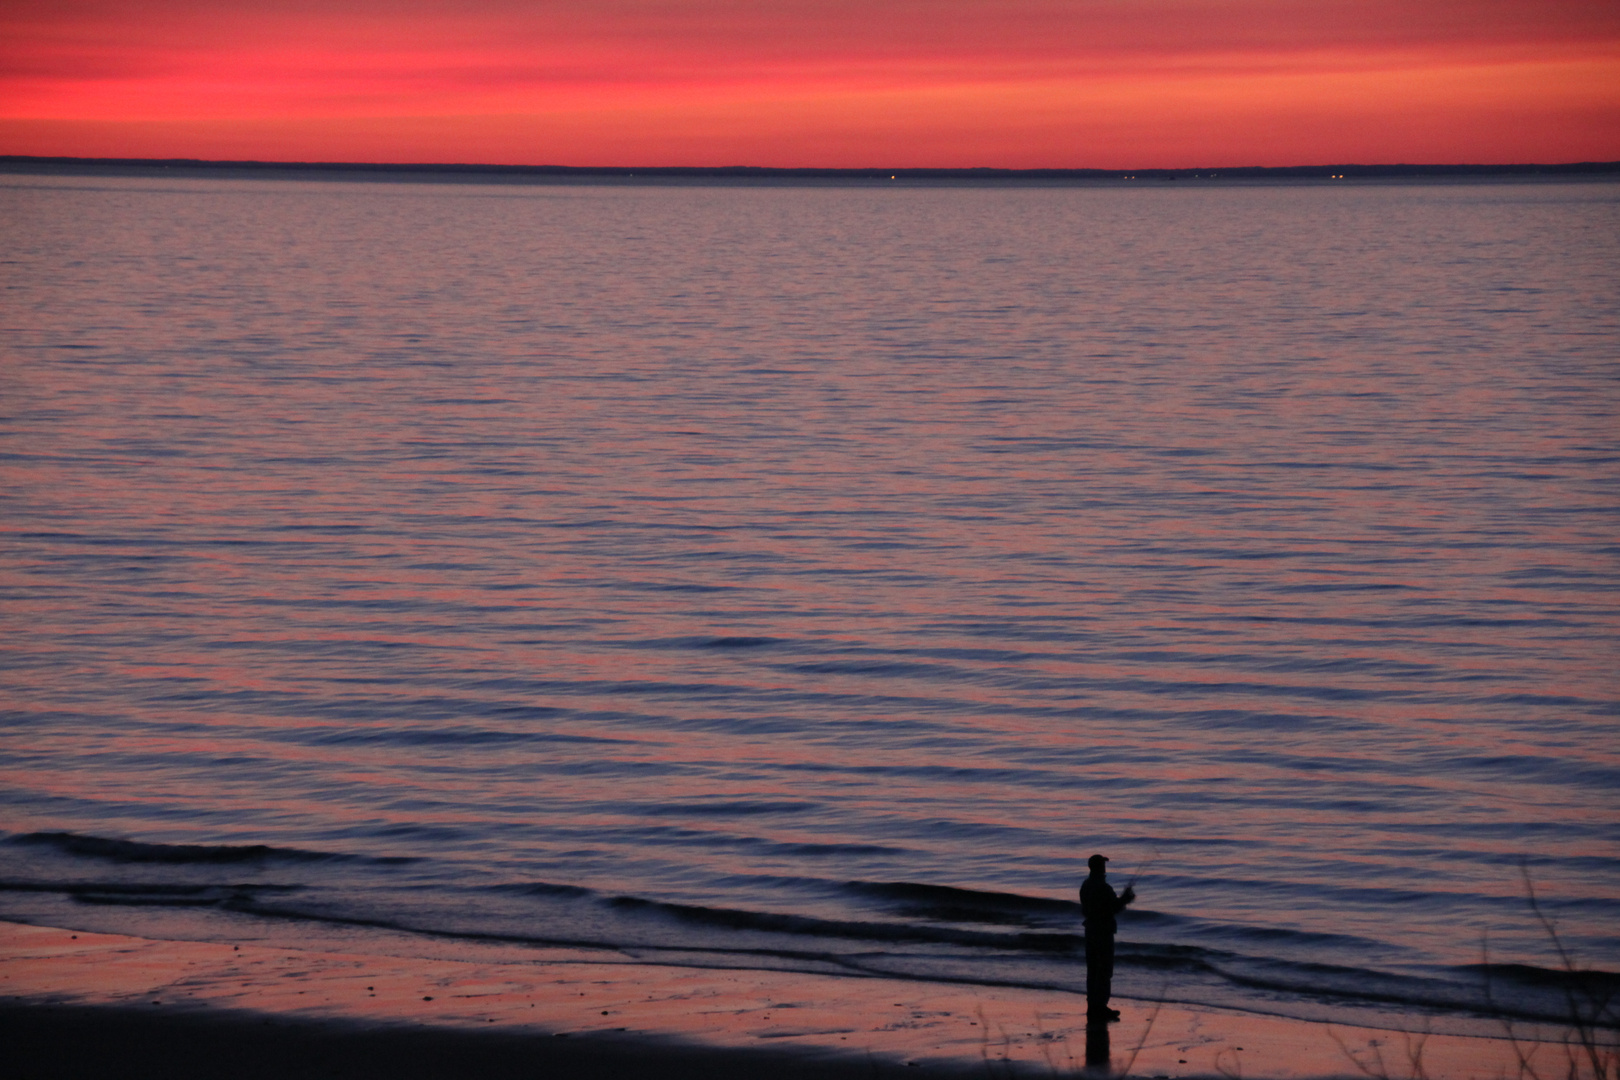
[4,154,1620,182]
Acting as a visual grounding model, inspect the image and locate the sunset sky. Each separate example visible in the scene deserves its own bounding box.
[3,0,1617,168]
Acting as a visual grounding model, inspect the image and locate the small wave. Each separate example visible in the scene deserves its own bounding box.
[605,894,1081,952]
[491,881,595,899]
[5,831,417,866]
[297,727,625,748]
[697,636,779,649]
[772,659,953,678]
[1462,962,1620,997]
[841,880,1080,925]
[1177,918,1392,952]
[629,800,819,817]
[73,893,229,907]
[0,880,304,909]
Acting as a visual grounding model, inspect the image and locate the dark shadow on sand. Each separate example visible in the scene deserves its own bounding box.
[1,1001,1011,1080]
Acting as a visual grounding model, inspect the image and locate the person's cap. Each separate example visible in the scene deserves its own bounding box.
[1088,853,1109,869]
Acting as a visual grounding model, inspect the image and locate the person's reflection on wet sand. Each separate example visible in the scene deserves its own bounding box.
[1084,1016,1111,1073]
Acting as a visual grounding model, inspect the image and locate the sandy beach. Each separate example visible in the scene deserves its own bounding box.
[1,919,1549,1079]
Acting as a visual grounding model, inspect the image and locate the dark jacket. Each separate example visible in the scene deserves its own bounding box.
[1080,874,1130,935]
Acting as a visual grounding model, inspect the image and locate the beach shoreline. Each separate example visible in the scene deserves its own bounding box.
[0,919,1549,1078]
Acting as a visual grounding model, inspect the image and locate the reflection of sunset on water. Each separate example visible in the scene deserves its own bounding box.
[2,174,1615,1058]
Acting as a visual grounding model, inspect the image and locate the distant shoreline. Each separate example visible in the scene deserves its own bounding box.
[3,154,1618,186]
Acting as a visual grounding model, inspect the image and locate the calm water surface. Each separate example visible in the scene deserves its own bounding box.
[1,173,1617,1032]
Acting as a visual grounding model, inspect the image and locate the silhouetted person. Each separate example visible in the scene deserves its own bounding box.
[1080,853,1134,1022]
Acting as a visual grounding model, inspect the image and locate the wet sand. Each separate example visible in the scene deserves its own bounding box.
[0,920,1531,1078]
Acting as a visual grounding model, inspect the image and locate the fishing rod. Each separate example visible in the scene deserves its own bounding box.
[1122,845,1161,894]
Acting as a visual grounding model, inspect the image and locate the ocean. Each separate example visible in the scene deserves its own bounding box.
[2,171,1617,1038]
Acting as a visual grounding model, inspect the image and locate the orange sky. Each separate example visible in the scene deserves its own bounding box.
[2,0,1617,168]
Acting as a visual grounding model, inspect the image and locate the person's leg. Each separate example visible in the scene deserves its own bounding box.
[1085,934,1106,1014]
[1098,934,1116,1010]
